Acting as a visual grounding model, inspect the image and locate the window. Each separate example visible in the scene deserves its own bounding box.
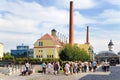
[51,55,53,58]
[36,55,38,58]
[39,50,43,52]
[47,55,53,58]
[39,42,43,46]
[49,55,51,58]
[41,50,43,52]
[36,55,43,58]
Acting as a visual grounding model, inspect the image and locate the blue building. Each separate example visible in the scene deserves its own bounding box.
[11,44,33,58]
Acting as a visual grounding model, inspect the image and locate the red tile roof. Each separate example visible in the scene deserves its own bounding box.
[39,33,63,46]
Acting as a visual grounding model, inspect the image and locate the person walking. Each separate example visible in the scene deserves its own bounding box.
[70,62,73,75]
[47,62,53,74]
[84,63,87,72]
[65,62,70,75]
[25,61,30,72]
[81,62,84,72]
[92,60,97,72]
[88,62,92,72]
[53,62,59,75]
[41,62,47,74]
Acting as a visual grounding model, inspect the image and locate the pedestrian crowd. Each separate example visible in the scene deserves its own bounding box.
[41,62,60,75]
[63,60,97,75]
[41,60,98,76]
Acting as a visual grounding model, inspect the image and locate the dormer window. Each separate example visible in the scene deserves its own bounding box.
[39,42,43,46]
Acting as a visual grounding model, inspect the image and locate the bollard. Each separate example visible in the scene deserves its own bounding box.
[32,68,35,73]
[8,68,12,76]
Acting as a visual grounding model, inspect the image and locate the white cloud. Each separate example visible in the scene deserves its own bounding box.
[98,9,120,24]
[100,9,120,18]
[0,0,95,52]
[91,39,108,53]
[0,0,69,33]
[1,0,120,54]
[74,11,96,26]
[107,0,120,6]
[0,18,38,33]
[0,0,95,33]
[89,26,120,54]
[91,39,120,54]
[0,32,37,52]
[53,0,97,9]
[74,30,120,54]
[103,18,120,24]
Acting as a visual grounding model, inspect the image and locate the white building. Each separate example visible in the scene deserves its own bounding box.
[0,42,4,59]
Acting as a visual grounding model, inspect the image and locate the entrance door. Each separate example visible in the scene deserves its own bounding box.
[110,60,116,66]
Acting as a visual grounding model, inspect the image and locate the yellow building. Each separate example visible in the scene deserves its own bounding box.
[0,42,4,59]
[74,26,94,60]
[75,43,91,53]
[75,43,94,60]
[77,26,94,60]
[34,29,63,58]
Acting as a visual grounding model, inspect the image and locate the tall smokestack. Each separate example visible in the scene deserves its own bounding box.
[86,26,90,44]
[69,1,74,45]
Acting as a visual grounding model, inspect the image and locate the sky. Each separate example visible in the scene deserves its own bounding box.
[0,0,120,54]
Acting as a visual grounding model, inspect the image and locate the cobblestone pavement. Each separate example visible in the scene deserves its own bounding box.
[80,65,120,80]
[0,65,120,80]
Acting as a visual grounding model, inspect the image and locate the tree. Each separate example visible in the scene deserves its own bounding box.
[2,52,14,62]
[59,44,90,61]
[3,52,11,56]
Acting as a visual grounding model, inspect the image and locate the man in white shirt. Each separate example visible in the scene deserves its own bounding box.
[25,61,30,72]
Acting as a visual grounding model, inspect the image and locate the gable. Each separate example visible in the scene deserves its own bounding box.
[34,33,63,47]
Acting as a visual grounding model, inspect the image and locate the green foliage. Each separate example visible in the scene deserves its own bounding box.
[15,58,59,64]
[2,52,14,62]
[42,58,59,62]
[3,52,11,56]
[59,44,90,61]
[15,58,40,64]
[16,58,28,64]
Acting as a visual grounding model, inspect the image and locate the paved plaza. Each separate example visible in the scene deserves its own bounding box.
[0,65,120,80]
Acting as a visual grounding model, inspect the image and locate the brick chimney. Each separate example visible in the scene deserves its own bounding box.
[69,1,74,45]
[86,26,90,44]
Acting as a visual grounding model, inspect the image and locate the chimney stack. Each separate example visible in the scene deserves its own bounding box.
[86,26,90,44]
[69,1,74,45]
